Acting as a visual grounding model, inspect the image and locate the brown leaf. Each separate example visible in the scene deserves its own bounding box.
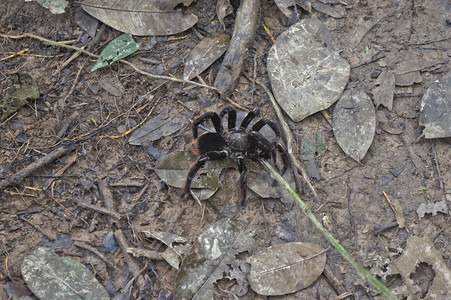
[311,2,345,18]
[216,0,233,28]
[183,34,230,80]
[81,0,197,36]
[175,218,254,299]
[372,69,395,110]
[333,90,376,162]
[247,242,326,296]
[274,0,312,17]
[267,17,350,122]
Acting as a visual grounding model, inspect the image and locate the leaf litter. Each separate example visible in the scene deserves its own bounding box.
[2,0,451,299]
[174,218,255,299]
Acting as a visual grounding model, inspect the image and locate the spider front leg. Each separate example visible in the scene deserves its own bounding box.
[179,150,228,201]
[237,158,248,207]
[192,112,223,138]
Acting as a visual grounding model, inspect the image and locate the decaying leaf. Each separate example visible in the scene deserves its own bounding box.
[25,0,68,14]
[247,242,326,296]
[275,0,312,17]
[373,69,395,110]
[21,247,109,300]
[392,199,406,230]
[216,0,233,28]
[141,230,189,269]
[416,200,448,219]
[91,33,139,71]
[75,6,98,38]
[419,71,451,138]
[154,150,236,200]
[333,90,376,162]
[389,235,451,299]
[128,108,189,145]
[394,71,422,86]
[267,17,350,122]
[0,72,39,121]
[81,0,197,36]
[183,34,230,80]
[311,2,345,18]
[175,218,255,299]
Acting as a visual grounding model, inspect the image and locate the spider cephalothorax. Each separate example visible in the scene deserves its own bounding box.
[180,106,289,206]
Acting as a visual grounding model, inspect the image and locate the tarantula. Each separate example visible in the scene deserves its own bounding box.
[180,106,289,206]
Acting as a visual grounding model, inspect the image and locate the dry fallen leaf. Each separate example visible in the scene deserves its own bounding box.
[81,0,198,36]
[175,218,254,299]
[267,17,350,122]
[373,69,395,110]
[274,0,312,16]
[183,34,230,80]
[419,71,451,138]
[389,235,451,299]
[247,242,326,296]
[333,89,376,162]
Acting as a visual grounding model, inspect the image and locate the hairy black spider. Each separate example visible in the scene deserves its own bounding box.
[180,106,289,206]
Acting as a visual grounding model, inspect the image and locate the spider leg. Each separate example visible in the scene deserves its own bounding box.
[240,108,260,129]
[252,120,289,174]
[179,150,228,201]
[252,119,280,139]
[192,112,223,138]
[219,106,237,130]
[275,143,289,175]
[237,157,248,207]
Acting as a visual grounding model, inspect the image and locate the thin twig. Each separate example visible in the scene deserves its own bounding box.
[0,145,74,190]
[73,199,122,220]
[257,81,318,197]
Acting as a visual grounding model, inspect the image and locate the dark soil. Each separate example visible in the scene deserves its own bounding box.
[1,0,450,299]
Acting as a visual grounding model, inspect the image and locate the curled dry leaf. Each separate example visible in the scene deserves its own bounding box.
[333,90,376,162]
[419,71,451,138]
[81,0,197,36]
[267,17,350,122]
[183,34,230,80]
[247,242,326,296]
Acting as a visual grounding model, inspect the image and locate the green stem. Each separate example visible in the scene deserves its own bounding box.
[261,160,398,300]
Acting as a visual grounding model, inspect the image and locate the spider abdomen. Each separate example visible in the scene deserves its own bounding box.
[190,132,226,156]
